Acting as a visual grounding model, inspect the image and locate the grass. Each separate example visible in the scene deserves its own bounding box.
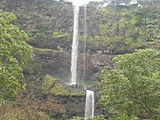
[33,47,60,52]
[79,80,98,86]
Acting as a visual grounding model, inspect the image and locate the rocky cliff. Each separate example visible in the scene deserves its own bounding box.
[0,0,114,119]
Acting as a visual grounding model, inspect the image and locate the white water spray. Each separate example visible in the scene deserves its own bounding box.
[68,0,103,85]
[70,5,80,85]
[85,90,95,120]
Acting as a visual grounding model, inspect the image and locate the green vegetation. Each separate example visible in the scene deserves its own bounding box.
[79,80,98,86]
[0,101,50,120]
[0,0,160,120]
[67,116,83,120]
[99,49,160,119]
[52,32,71,38]
[27,29,47,37]
[33,47,59,52]
[86,4,160,54]
[107,113,138,120]
[41,74,85,96]
[23,58,43,75]
[71,113,138,120]
[41,74,57,93]
[88,115,106,120]
[88,115,137,120]
[0,10,32,105]
[50,83,69,95]
[27,29,71,40]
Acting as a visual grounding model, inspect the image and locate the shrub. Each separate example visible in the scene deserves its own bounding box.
[50,83,69,96]
[100,49,160,119]
[41,74,57,93]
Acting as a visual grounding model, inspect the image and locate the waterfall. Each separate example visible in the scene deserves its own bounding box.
[70,5,80,85]
[85,90,95,120]
[68,0,103,85]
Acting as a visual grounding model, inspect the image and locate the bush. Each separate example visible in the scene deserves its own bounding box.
[88,115,106,120]
[108,113,138,120]
[100,49,160,119]
[66,116,83,120]
[41,74,57,93]
[50,83,69,96]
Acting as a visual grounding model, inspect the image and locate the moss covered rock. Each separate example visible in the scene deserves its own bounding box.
[50,83,70,96]
[41,74,57,93]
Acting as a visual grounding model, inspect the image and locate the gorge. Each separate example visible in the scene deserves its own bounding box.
[0,0,160,120]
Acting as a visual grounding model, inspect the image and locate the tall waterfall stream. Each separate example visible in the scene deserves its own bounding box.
[85,90,95,120]
[65,0,103,119]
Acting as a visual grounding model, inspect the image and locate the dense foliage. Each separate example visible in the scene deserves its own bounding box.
[87,3,160,54]
[100,49,160,119]
[88,114,138,120]
[0,10,32,105]
[0,0,160,120]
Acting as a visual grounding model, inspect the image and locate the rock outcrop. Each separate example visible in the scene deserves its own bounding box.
[33,49,114,82]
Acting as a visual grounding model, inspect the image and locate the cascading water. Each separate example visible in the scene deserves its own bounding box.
[67,0,103,85]
[70,5,80,85]
[85,90,95,120]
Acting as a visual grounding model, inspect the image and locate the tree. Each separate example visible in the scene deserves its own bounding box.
[108,0,132,5]
[67,116,83,120]
[0,10,32,105]
[87,1,160,54]
[88,115,106,120]
[99,49,160,119]
[88,114,138,120]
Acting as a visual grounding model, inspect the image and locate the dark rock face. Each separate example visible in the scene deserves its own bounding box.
[77,53,114,82]
[59,96,85,116]
[0,0,113,118]
[34,50,71,79]
[38,94,106,119]
[0,0,102,52]
[40,95,85,116]
[30,34,72,51]
[34,49,114,82]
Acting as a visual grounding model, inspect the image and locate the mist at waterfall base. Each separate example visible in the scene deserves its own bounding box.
[85,90,95,120]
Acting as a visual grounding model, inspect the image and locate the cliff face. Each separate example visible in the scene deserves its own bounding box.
[1,1,160,119]
[1,0,159,54]
[0,0,101,50]
[33,50,114,82]
[0,0,114,82]
[0,0,113,118]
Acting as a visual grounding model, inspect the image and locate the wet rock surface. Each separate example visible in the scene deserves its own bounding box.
[0,0,113,118]
[33,49,114,82]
